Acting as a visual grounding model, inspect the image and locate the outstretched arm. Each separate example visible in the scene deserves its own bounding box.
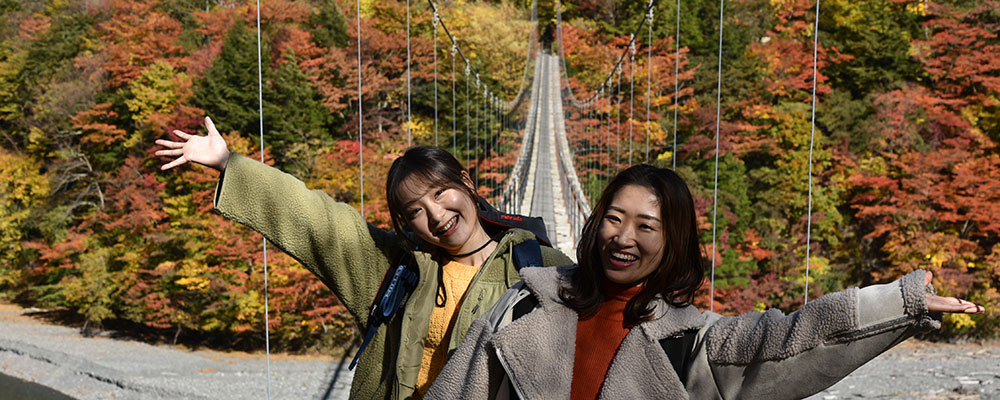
[688,270,984,399]
[155,116,231,171]
[155,115,402,321]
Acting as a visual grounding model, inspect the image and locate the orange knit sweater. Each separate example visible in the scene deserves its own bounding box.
[570,283,644,400]
[414,260,479,398]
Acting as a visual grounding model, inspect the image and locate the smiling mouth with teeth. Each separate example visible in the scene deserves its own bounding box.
[437,216,458,236]
[610,251,638,262]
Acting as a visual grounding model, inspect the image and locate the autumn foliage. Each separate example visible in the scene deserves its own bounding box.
[558,0,999,335]
[0,0,997,354]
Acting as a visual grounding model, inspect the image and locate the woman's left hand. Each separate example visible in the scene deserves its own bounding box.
[924,271,986,314]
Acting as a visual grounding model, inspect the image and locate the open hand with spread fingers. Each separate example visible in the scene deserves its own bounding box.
[155,116,231,172]
[924,272,985,314]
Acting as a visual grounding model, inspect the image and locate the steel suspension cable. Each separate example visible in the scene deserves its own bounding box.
[465,64,470,166]
[602,87,610,189]
[406,0,412,145]
[628,38,635,165]
[646,5,654,163]
[615,66,622,173]
[672,0,681,170]
[433,10,439,147]
[452,44,457,152]
[588,101,594,200]
[804,0,821,305]
[253,2,272,397]
[425,0,539,139]
[474,80,480,187]
[710,0,726,313]
[356,1,365,218]
[480,85,487,189]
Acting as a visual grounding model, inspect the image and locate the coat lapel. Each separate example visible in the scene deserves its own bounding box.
[492,301,578,399]
[600,305,706,399]
[490,266,578,399]
[498,266,710,400]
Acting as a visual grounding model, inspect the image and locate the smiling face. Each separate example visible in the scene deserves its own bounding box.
[396,174,487,255]
[598,184,667,285]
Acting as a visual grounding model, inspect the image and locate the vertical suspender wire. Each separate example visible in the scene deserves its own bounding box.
[586,101,591,201]
[491,96,495,198]
[591,100,597,200]
[804,0,821,305]
[489,96,493,201]
[615,67,622,173]
[486,95,491,198]
[452,44,457,153]
[599,89,605,192]
[672,0,681,170]
[646,3,654,163]
[433,11,439,147]
[406,0,412,145]
[356,1,365,218]
[709,0,726,313]
[602,88,609,191]
[474,81,480,188]
[466,65,471,167]
[628,38,635,165]
[253,2,272,398]
[480,86,486,189]
[492,96,496,198]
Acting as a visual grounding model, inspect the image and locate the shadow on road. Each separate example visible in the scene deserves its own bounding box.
[320,340,356,399]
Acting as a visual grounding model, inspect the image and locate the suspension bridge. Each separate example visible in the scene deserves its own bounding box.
[503,52,588,260]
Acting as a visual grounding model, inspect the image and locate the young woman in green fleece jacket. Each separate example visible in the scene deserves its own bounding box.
[427,164,985,400]
[156,117,573,399]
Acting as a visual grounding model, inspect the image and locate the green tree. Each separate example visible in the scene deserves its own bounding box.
[263,52,333,173]
[309,0,349,49]
[193,20,261,139]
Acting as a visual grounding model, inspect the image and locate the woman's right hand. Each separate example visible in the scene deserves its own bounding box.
[155,116,231,172]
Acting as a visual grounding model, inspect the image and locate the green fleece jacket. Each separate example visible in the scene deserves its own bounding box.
[213,154,573,399]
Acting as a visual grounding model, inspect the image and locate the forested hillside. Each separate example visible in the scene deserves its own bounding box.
[559,0,999,335]
[0,0,996,353]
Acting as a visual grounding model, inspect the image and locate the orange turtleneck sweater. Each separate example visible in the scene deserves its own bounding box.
[570,282,644,400]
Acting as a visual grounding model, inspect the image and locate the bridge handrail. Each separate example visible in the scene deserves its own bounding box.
[548,56,591,242]
[499,56,544,213]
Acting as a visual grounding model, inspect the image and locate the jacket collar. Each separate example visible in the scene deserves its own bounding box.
[519,266,706,340]
[490,266,707,399]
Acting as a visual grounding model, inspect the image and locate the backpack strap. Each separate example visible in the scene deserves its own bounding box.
[512,240,543,271]
[349,254,419,370]
[511,292,540,320]
[659,329,699,385]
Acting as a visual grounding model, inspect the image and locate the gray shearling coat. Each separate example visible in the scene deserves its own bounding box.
[426,266,939,400]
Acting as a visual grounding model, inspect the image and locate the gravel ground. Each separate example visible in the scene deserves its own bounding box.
[2,302,998,399]
[0,303,353,399]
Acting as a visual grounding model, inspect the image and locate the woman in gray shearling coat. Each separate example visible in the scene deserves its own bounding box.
[426,165,984,400]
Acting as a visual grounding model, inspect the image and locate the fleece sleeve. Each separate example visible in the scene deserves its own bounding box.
[685,270,939,400]
[213,153,405,322]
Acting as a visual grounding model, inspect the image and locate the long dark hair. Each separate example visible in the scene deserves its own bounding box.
[560,165,704,325]
[385,146,480,249]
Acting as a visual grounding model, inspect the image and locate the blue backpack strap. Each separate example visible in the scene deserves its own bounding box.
[512,240,543,270]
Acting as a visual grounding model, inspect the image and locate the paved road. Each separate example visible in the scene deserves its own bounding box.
[3,302,998,399]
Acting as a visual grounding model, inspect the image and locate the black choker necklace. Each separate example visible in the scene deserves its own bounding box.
[450,237,494,258]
